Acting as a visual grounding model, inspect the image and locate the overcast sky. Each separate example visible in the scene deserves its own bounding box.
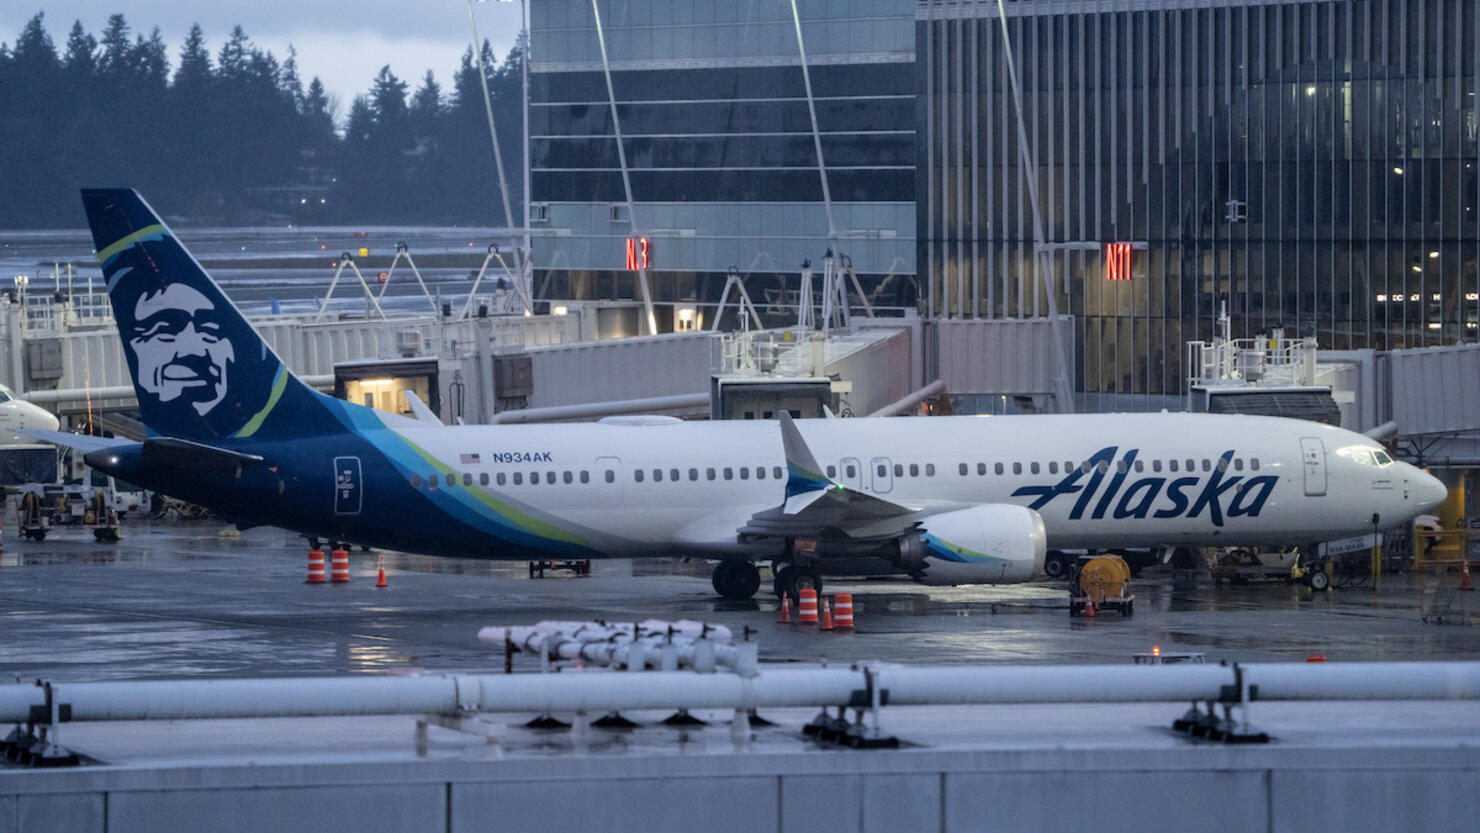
[3,2,524,118]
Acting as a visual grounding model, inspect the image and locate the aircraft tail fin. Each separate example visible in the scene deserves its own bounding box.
[81,188,329,441]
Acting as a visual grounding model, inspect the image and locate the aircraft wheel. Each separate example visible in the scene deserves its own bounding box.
[1043,551,1070,580]
[712,559,761,600]
[1308,569,1329,592]
[774,565,822,601]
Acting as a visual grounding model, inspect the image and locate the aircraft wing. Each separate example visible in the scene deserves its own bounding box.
[15,429,132,452]
[739,413,953,541]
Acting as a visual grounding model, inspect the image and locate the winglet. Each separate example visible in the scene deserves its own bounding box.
[403,391,442,424]
[779,412,834,498]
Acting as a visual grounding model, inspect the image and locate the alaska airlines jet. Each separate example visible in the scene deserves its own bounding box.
[0,384,61,447]
[29,189,1447,600]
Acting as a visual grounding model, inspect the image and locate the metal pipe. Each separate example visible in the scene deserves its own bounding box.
[868,379,946,418]
[490,392,708,424]
[5,663,1480,724]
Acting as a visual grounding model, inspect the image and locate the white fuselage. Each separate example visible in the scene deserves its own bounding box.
[391,412,1444,556]
[0,385,60,447]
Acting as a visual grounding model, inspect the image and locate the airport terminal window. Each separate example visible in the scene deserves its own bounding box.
[773,466,782,479]
[707,468,716,480]
[634,470,644,483]
[604,470,614,483]
[925,464,935,476]
[463,474,473,486]
[909,464,919,477]
[689,468,698,481]
[1030,462,1040,475]
[1013,462,1023,475]
[894,464,904,477]
[410,474,421,489]
[497,473,507,486]
[564,471,573,484]
[724,467,734,480]
[959,463,969,476]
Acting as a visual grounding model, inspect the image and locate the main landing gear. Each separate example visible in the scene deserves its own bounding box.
[772,562,822,602]
[711,558,762,600]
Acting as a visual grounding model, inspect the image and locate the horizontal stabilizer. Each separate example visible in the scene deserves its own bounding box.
[15,429,132,452]
[93,437,266,475]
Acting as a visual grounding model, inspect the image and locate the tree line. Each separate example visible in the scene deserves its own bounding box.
[0,12,524,228]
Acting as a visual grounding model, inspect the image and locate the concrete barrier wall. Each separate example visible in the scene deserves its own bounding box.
[5,746,1477,833]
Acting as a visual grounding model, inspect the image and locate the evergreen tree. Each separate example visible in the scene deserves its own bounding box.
[61,20,96,78]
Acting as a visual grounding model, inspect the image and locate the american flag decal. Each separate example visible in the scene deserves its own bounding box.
[460,453,480,464]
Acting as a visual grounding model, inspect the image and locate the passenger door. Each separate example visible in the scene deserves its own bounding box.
[870,456,894,494]
[333,456,362,515]
[1300,438,1327,497]
[594,456,622,508]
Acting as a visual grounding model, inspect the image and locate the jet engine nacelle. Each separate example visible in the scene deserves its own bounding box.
[891,504,1047,585]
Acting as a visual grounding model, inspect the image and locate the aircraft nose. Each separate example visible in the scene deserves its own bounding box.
[1414,469,1447,513]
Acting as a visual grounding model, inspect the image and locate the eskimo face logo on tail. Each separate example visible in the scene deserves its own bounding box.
[1010,446,1279,526]
[126,282,235,416]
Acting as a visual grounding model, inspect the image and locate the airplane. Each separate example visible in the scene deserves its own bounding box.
[26,189,1447,602]
[0,383,61,446]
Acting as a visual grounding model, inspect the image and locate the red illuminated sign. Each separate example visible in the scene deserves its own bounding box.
[1105,242,1133,281]
[625,237,651,271]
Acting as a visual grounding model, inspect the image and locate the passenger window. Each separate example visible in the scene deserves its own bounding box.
[529,472,540,484]
[995,463,1004,475]
[1169,459,1179,472]
[512,473,522,486]
[447,473,457,487]
[1012,462,1022,475]
[925,464,935,476]
[739,467,750,480]
[1152,460,1162,473]
[634,470,644,482]
[724,467,734,480]
[756,467,767,480]
[497,473,507,486]
[1080,461,1091,474]
[773,466,782,479]
[479,472,489,486]
[1201,459,1211,472]
[846,464,857,478]
[429,474,439,490]
[877,464,887,477]
[1216,458,1228,472]
[959,463,969,476]
[580,471,590,483]
[909,463,919,477]
[1250,458,1260,471]
[977,463,987,475]
[1097,461,1109,474]
[548,470,556,483]
[604,470,614,483]
[1030,462,1040,475]
[410,473,422,489]
[689,468,698,481]
[706,468,716,480]
[826,465,836,478]
[1064,461,1073,473]
[564,471,573,484]
[462,473,472,486]
[1233,458,1243,471]
[1048,462,1058,474]
[653,469,663,482]
[670,468,680,482]
[1133,460,1144,473]
[1115,461,1127,474]
[894,464,903,477]
[1185,459,1195,472]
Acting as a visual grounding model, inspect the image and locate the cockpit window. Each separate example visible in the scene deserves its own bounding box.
[1373,450,1393,466]
[1338,446,1394,467]
[0,389,10,404]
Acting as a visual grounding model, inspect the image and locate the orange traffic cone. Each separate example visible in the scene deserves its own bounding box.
[798,587,819,624]
[375,554,388,588]
[820,598,834,631]
[1082,598,1095,617]
[776,594,791,624]
[305,548,325,584]
[1461,560,1474,592]
[833,593,854,630]
[1306,653,1326,663]
[330,547,350,583]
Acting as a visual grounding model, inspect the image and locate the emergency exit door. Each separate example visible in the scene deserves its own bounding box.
[1300,438,1327,497]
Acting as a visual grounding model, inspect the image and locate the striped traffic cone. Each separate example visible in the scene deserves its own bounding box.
[330,547,350,583]
[833,593,854,630]
[820,598,834,631]
[305,548,325,584]
[375,554,388,588]
[798,587,819,625]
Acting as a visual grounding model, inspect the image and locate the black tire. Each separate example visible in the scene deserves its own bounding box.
[712,559,761,600]
[1308,569,1329,592]
[774,565,822,601]
[1044,551,1070,580]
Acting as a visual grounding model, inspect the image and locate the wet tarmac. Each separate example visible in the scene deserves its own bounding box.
[3,519,1477,683]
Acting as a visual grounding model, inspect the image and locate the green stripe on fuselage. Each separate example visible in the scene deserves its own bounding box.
[233,366,288,438]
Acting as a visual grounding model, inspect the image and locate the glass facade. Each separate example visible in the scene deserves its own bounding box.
[530,0,917,328]
[921,0,1480,397]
